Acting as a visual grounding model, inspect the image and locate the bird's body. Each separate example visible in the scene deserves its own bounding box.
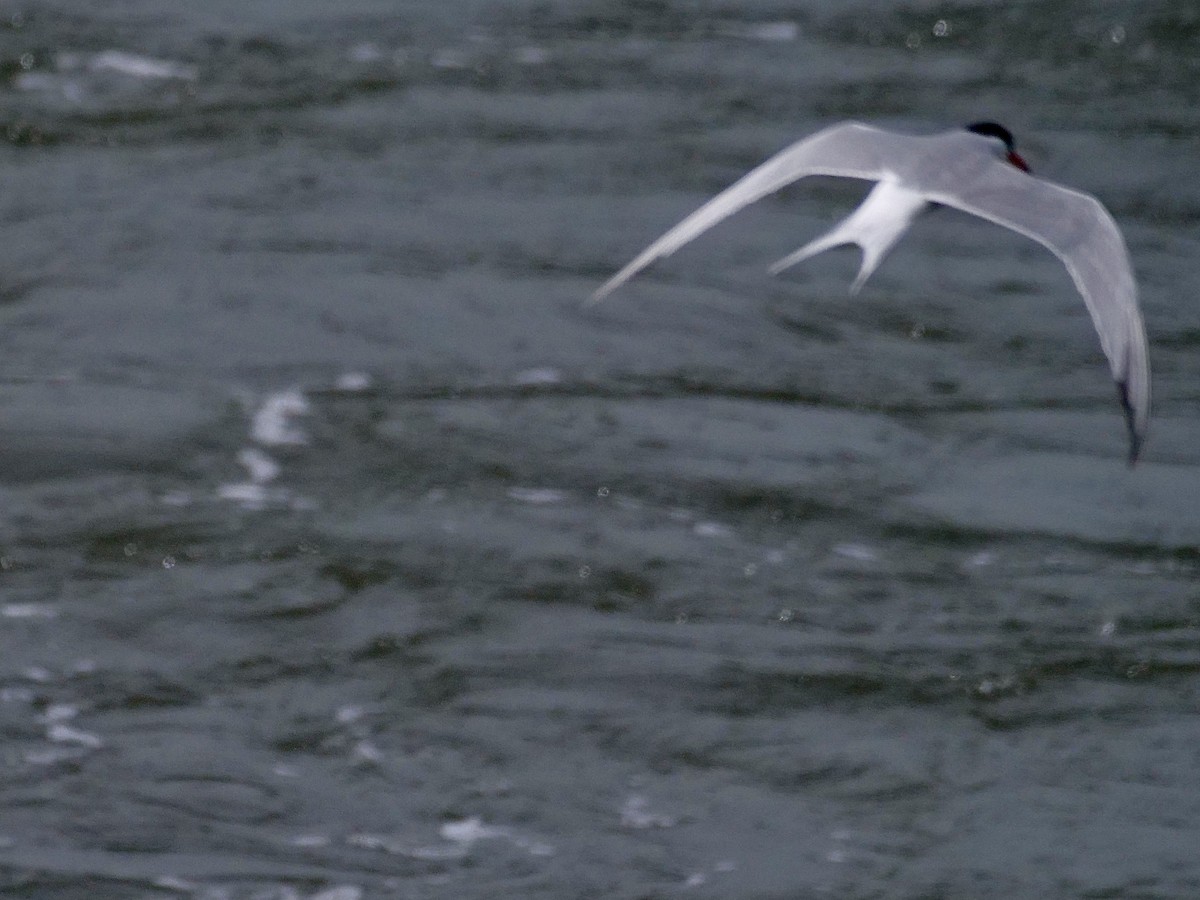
[591,121,1150,463]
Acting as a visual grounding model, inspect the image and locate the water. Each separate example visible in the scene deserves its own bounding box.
[1,1,1198,897]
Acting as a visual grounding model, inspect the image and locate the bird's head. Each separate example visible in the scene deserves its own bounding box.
[966,121,1030,172]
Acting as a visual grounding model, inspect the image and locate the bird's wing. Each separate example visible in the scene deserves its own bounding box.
[590,122,924,302]
[920,160,1150,462]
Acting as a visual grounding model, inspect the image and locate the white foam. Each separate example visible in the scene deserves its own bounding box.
[514,366,562,386]
[311,888,363,900]
[216,482,271,510]
[252,389,310,446]
[1,603,57,619]
[507,487,566,505]
[89,50,198,81]
[718,21,800,42]
[620,795,676,829]
[238,447,281,484]
[692,521,731,538]
[441,816,505,843]
[347,42,383,63]
[334,371,373,392]
[513,46,550,66]
[46,723,103,748]
[832,542,878,562]
[40,704,77,723]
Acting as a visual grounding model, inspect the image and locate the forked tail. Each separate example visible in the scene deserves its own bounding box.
[768,231,884,296]
[768,179,927,295]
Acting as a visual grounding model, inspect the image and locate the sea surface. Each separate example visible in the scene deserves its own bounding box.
[0,1,1198,898]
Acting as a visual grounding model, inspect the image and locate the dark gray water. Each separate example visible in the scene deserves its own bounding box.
[1,1,1198,897]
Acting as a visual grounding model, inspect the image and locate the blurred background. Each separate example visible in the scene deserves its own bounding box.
[0,1,1198,897]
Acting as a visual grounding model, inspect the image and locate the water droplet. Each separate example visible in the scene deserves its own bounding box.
[578,565,591,579]
[932,19,950,38]
[1109,24,1126,44]
[596,486,610,498]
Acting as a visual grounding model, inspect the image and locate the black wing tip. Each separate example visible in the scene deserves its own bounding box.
[1126,435,1142,469]
[1117,379,1144,467]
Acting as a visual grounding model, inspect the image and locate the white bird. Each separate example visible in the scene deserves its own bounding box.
[591,121,1151,464]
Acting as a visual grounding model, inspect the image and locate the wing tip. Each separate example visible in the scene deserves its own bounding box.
[1117,378,1146,467]
[585,285,612,307]
[587,270,634,306]
[1126,435,1142,469]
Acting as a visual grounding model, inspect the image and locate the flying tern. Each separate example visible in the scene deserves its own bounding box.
[591,121,1150,464]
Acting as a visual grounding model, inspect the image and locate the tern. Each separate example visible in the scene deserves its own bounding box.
[591,121,1150,464]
